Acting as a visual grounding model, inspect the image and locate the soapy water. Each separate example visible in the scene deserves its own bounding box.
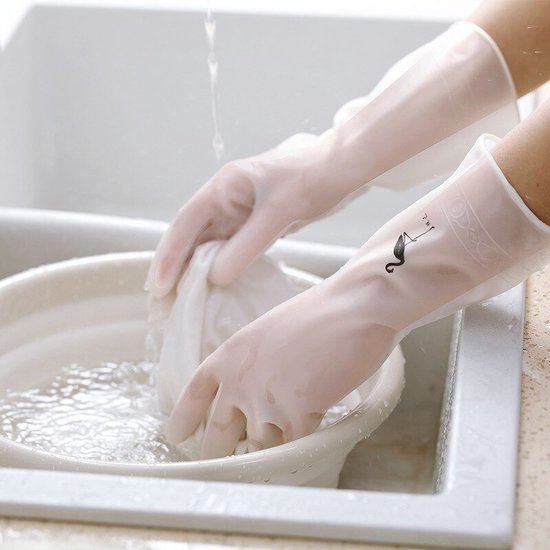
[0,356,354,464]
[0,360,187,463]
[0,330,355,464]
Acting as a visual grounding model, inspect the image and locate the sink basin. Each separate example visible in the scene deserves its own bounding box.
[0,2,526,548]
[0,208,524,549]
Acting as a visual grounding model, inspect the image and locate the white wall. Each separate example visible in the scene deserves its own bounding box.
[1,2,473,246]
[0,9,37,206]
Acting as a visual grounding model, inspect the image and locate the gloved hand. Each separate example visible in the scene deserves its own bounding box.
[147,22,518,292]
[165,135,550,459]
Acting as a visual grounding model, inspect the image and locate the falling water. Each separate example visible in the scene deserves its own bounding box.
[205,2,225,164]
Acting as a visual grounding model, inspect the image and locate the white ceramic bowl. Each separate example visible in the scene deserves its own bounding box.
[0,252,404,488]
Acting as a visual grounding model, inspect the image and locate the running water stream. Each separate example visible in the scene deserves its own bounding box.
[205,2,225,164]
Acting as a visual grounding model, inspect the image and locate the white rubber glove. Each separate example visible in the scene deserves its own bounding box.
[165,135,550,459]
[155,241,301,417]
[154,241,383,458]
[148,22,518,292]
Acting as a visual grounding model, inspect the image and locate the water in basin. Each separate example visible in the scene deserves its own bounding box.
[0,359,187,463]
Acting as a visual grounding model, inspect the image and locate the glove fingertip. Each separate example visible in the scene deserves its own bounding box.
[208,252,240,286]
[200,409,247,460]
[165,369,219,445]
[208,233,268,286]
[149,253,186,298]
[165,412,196,445]
[208,238,252,286]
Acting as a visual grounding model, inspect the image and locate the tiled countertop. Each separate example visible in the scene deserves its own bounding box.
[1,266,549,550]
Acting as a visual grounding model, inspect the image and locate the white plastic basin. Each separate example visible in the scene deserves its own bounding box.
[0,252,405,487]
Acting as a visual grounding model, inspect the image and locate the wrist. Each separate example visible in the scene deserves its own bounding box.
[312,123,376,196]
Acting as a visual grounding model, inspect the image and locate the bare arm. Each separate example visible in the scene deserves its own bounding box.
[468,1,550,224]
[469,0,550,96]
[493,98,550,224]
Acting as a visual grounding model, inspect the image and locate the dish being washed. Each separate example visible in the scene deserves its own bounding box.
[0,252,405,487]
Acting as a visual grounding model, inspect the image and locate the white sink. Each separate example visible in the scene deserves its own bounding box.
[0,3,527,548]
[0,208,524,548]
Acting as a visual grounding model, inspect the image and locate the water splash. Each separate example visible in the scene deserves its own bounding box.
[0,360,187,463]
[205,2,225,164]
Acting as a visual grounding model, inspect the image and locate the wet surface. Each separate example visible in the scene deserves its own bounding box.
[339,315,455,493]
[0,360,185,463]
